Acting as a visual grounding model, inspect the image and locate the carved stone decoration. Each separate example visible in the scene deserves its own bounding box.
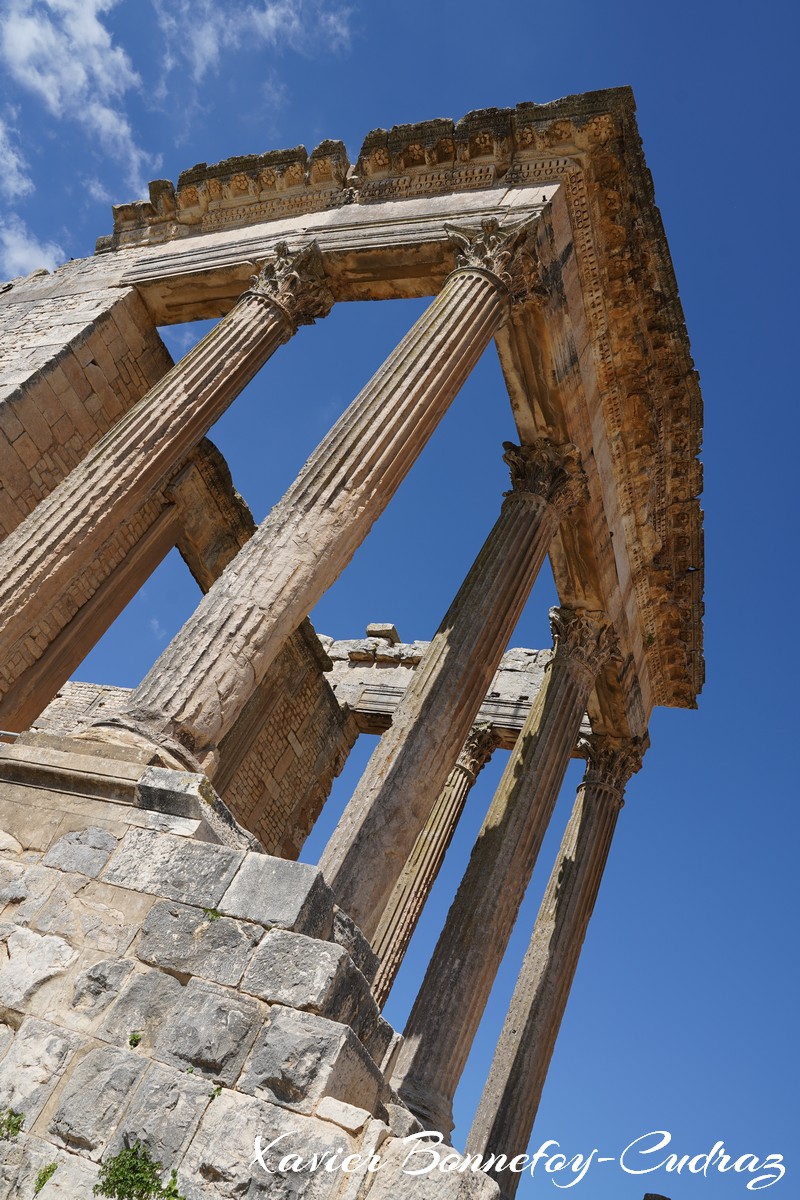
[445,217,535,285]
[549,606,617,683]
[578,732,647,801]
[247,240,334,328]
[458,721,498,780]
[503,439,588,516]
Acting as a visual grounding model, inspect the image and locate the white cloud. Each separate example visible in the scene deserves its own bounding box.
[152,0,352,84]
[0,0,151,193]
[0,115,34,199]
[149,616,168,641]
[0,213,63,279]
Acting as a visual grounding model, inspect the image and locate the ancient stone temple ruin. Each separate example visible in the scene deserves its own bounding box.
[0,87,702,1198]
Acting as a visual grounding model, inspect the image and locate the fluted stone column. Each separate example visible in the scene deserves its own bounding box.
[372,723,498,1006]
[99,220,537,769]
[466,735,645,1199]
[392,607,616,1135]
[0,242,333,709]
[320,441,587,935]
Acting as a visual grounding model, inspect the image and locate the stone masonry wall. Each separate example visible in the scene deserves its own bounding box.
[0,264,172,538]
[0,738,499,1199]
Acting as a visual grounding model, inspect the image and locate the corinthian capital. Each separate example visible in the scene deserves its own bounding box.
[247,240,334,328]
[457,722,497,779]
[549,607,617,681]
[503,439,588,516]
[445,217,535,285]
[578,733,647,801]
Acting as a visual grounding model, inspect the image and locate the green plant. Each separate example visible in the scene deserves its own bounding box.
[128,1031,142,1048]
[0,1108,24,1139]
[34,1163,58,1194]
[93,1143,186,1200]
[209,1084,222,1100]
[202,907,221,921]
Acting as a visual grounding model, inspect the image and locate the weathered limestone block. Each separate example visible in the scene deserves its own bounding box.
[219,853,334,938]
[239,1006,384,1116]
[314,1096,372,1134]
[49,1045,146,1158]
[0,859,58,911]
[0,830,21,856]
[0,1135,99,1200]
[105,1060,213,1169]
[70,957,134,1016]
[98,967,183,1050]
[178,1090,355,1199]
[365,1136,501,1199]
[153,978,263,1085]
[240,929,381,1055]
[101,827,244,905]
[0,926,76,1008]
[137,900,262,986]
[0,1017,79,1124]
[25,877,150,957]
[331,907,380,984]
[42,825,118,877]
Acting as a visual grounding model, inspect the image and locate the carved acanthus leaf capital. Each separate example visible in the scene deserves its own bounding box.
[247,240,334,328]
[445,217,535,287]
[503,439,588,516]
[457,722,497,778]
[549,606,618,681]
[578,733,647,799]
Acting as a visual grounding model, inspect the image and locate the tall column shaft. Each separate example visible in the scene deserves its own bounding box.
[466,736,645,1200]
[320,440,587,936]
[371,723,497,1007]
[0,243,332,704]
[392,608,616,1136]
[110,222,536,767]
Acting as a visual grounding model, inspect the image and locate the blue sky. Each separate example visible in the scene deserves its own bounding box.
[2,1,798,1196]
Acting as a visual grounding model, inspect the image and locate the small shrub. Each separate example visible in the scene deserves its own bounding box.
[34,1162,58,1194]
[202,908,221,921]
[128,1031,142,1048]
[0,1108,24,1139]
[93,1142,186,1200]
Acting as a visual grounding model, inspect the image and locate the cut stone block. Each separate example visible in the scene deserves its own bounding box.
[0,1018,79,1124]
[178,1090,355,1200]
[49,1045,147,1158]
[102,827,243,905]
[153,978,263,1085]
[98,967,183,1049]
[43,826,118,877]
[137,900,261,986]
[331,907,380,984]
[71,957,134,1016]
[219,854,334,938]
[239,1006,383,1116]
[315,1095,371,1133]
[105,1060,213,1168]
[0,926,76,1008]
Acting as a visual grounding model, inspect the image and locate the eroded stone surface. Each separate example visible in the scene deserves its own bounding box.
[0,1018,79,1123]
[219,854,334,937]
[0,926,77,1008]
[43,826,118,877]
[105,1060,213,1168]
[137,899,261,985]
[49,1045,146,1158]
[98,967,183,1049]
[71,957,134,1016]
[102,827,243,905]
[153,978,262,1084]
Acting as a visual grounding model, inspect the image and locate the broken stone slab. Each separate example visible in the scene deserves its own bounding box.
[98,966,183,1050]
[42,825,118,877]
[331,907,380,984]
[101,826,244,906]
[238,1005,384,1117]
[0,1017,80,1124]
[137,767,261,851]
[0,830,22,856]
[240,929,382,1058]
[136,899,262,986]
[49,1045,147,1159]
[26,877,148,956]
[104,1059,214,1169]
[0,926,77,1008]
[178,1089,356,1200]
[71,957,134,1016]
[315,1095,372,1134]
[153,978,263,1085]
[219,854,334,939]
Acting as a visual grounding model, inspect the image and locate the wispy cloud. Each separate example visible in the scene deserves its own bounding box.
[148,616,168,641]
[0,115,34,199]
[152,0,352,84]
[0,213,63,279]
[0,0,153,194]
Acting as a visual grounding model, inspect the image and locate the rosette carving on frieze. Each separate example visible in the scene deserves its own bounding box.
[248,240,334,327]
[502,439,589,516]
[549,606,618,680]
